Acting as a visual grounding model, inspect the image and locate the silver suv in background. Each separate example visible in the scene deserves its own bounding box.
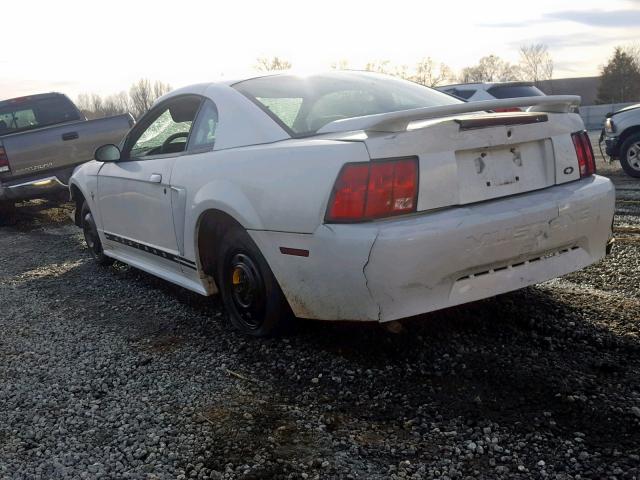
[437,82,545,111]
[602,103,640,178]
[0,93,133,221]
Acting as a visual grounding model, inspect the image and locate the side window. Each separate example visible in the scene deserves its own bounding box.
[188,100,219,150]
[125,96,202,159]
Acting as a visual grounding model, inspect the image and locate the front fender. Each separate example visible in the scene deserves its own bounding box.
[69,161,102,227]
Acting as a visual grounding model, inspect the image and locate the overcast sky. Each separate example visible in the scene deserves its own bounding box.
[1,0,638,100]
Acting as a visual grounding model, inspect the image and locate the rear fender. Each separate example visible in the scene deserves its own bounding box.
[187,180,264,264]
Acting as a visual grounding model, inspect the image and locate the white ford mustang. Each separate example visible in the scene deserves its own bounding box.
[69,71,615,336]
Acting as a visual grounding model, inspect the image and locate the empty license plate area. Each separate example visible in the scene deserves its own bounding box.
[456,139,554,205]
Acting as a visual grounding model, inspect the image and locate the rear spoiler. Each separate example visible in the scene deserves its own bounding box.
[317,95,581,134]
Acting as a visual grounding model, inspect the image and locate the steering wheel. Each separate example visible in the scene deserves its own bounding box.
[161,132,189,152]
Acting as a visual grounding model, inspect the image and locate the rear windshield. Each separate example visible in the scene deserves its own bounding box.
[233,73,461,136]
[486,85,544,99]
[0,95,81,135]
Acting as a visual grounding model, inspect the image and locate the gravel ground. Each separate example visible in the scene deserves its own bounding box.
[1,146,639,479]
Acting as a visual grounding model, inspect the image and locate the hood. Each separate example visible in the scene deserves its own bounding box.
[612,103,640,116]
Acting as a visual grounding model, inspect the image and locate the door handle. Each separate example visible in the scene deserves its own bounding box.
[149,173,162,183]
[62,131,79,141]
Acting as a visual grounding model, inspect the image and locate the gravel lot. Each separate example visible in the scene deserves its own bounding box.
[1,147,639,479]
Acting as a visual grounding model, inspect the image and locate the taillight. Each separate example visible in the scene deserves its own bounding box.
[571,131,596,178]
[0,146,10,173]
[326,158,418,222]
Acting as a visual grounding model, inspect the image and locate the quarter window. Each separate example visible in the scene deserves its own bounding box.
[189,100,219,149]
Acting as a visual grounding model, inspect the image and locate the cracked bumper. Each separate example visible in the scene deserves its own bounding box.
[250,175,615,322]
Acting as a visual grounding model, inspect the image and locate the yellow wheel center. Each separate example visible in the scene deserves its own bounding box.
[232,268,242,286]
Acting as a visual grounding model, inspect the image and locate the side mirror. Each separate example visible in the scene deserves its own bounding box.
[94,144,121,162]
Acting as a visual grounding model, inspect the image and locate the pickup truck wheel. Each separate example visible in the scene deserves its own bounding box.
[0,201,16,226]
[619,133,640,178]
[217,228,291,337]
[81,202,114,266]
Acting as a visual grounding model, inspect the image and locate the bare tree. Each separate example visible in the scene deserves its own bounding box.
[364,60,391,74]
[623,42,640,68]
[394,64,413,80]
[412,57,454,87]
[363,60,414,80]
[101,92,130,117]
[129,79,154,119]
[460,55,519,83]
[90,94,104,115]
[518,44,554,84]
[152,81,172,100]
[330,59,350,70]
[255,56,292,71]
[76,94,93,118]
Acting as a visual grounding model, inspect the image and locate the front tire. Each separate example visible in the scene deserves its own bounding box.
[216,227,291,337]
[619,133,640,178]
[81,201,114,266]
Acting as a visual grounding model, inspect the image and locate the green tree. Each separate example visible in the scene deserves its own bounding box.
[597,47,640,104]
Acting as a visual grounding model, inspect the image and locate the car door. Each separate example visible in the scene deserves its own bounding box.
[97,95,203,272]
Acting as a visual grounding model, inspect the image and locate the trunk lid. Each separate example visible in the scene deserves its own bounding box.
[325,110,584,212]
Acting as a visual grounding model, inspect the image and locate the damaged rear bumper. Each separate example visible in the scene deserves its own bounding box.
[250,175,615,322]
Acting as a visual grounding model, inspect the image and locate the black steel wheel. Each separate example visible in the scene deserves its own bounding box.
[81,201,114,266]
[217,227,291,336]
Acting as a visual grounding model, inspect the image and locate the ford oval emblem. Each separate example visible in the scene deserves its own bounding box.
[563,166,574,175]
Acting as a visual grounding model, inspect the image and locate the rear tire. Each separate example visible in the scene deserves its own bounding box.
[619,133,640,178]
[81,201,114,266]
[0,201,16,226]
[216,227,291,337]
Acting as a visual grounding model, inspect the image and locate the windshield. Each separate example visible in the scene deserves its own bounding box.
[233,72,462,136]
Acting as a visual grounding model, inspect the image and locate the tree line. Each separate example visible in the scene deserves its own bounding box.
[257,44,555,86]
[76,43,640,119]
[76,79,172,120]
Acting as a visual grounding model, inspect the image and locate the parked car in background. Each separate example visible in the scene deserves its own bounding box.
[0,93,134,221]
[437,82,545,111]
[602,103,640,178]
[70,72,614,337]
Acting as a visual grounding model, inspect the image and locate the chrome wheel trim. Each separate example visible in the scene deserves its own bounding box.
[627,142,640,171]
